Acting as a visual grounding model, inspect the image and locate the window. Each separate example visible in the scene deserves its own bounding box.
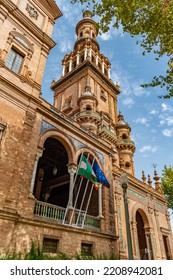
[81,243,93,256]
[86,105,91,111]
[100,90,107,102]
[43,238,59,253]
[122,134,128,139]
[125,162,130,168]
[5,49,24,74]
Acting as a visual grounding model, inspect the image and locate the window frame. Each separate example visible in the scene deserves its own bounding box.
[5,47,24,74]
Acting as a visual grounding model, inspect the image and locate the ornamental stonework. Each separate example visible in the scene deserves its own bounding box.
[26,3,39,20]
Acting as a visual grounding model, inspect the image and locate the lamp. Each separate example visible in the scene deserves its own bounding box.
[53,165,57,176]
[120,172,133,260]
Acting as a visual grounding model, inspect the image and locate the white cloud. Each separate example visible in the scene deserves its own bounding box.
[149,109,159,115]
[161,103,173,112]
[140,145,158,153]
[162,128,173,137]
[58,38,73,53]
[111,65,150,102]
[134,117,148,125]
[122,98,135,108]
[99,25,124,41]
[159,115,173,126]
[55,0,81,23]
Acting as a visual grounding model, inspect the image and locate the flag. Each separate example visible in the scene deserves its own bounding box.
[78,155,97,184]
[93,161,110,188]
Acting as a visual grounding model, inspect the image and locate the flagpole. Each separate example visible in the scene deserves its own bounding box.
[75,156,95,226]
[69,152,91,226]
[62,149,84,224]
[81,183,94,228]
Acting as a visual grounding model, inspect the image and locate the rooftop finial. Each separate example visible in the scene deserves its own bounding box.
[83,10,93,19]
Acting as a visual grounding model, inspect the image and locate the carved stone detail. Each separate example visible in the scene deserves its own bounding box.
[26,3,39,20]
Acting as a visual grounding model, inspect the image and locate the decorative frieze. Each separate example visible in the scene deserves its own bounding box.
[40,120,56,134]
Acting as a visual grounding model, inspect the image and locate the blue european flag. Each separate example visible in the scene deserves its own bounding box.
[93,161,110,188]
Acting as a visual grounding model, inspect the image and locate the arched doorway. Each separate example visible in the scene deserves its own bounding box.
[136,211,148,260]
[34,137,69,208]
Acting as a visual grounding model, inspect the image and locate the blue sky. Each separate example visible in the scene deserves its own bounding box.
[42,0,173,184]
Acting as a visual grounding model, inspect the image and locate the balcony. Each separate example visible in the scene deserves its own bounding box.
[76,110,101,125]
[62,102,73,114]
[34,201,100,230]
[99,126,117,144]
[117,139,136,151]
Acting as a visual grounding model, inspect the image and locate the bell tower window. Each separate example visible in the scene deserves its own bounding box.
[5,48,24,74]
[86,105,91,111]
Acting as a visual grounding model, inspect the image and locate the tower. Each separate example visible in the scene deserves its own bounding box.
[51,10,135,175]
[116,112,135,175]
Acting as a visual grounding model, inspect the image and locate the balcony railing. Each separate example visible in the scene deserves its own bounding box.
[117,139,135,146]
[75,210,100,229]
[34,201,100,230]
[34,201,66,222]
[76,110,101,121]
[99,126,117,143]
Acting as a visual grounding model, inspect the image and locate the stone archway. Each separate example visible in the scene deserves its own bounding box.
[131,204,154,260]
[32,131,77,211]
[136,211,148,259]
[34,137,69,207]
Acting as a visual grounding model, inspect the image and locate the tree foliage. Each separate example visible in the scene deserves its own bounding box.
[71,0,173,98]
[161,165,173,212]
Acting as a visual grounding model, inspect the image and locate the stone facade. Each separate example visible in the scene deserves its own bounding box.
[0,1,172,259]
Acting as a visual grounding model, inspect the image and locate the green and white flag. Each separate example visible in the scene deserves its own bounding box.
[78,155,97,184]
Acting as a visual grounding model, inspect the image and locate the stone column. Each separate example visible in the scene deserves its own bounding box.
[102,61,105,74]
[84,48,87,60]
[96,54,98,66]
[76,53,80,65]
[88,48,92,58]
[68,168,76,208]
[62,63,65,76]
[30,152,42,194]
[69,59,72,72]
[108,67,111,79]
[98,184,103,218]
[131,221,139,259]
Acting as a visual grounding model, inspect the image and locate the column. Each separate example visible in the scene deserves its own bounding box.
[108,67,111,79]
[68,168,76,208]
[62,63,65,76]
[30,152,42,194]
[69,59,72,72]
[131,221,139,259]
[102,61,105,74]
[84,48,87,60]
[89,48,92,58]
[76,53,80,65]
[98,184,103,217]
[96,54,98,66]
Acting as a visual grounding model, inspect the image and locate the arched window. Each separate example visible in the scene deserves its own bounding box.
[122,133,128,139]
[125,162,130,168]
[86,105,92,111]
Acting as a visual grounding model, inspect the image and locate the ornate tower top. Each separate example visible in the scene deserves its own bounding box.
[74,9,99,51]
